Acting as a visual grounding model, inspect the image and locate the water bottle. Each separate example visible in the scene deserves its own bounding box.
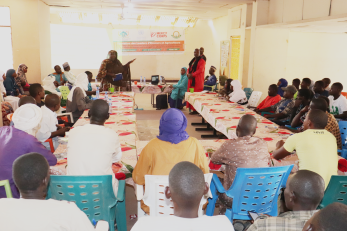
[108,98,112,114]
[159,76,162,84]
[105,91,108,101]
[140,76,142,84]
[96,86,99,99]
[144,77,146,84]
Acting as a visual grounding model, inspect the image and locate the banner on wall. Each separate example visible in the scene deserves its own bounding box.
[112,29,185,55]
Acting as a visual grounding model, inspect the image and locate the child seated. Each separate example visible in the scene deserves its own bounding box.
[131,162,234,231]
[29,83,45,107]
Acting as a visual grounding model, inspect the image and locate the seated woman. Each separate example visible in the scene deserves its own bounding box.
[218,78,232,97]
[3,69,20,96]
[168,67,188,109]
[203,66,217,91]
[66,73,93,122]
[277,78,288,97]
[16,64,29,95]
[132,108,209,214]
[51,65,67,89]
[228,80,248,105]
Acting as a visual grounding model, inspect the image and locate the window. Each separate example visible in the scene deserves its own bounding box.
[0,7,13,72]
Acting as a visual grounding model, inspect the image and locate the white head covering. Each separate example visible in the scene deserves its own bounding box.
[42,75,62,97]
[67,73,88,101]
[62,62,69,68]
[13,104,42,136]
[0,70,5,101]
[228,80,247,103]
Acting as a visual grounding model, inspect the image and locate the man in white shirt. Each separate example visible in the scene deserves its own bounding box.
[36,94,69,150]
[63,62,76,85]
[67,99,122,196]
[0,152,96,231]
[131,162,234,231]
[328,82,347,119]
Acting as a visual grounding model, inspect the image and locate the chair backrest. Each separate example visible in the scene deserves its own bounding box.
[248,91,263,107]
[244,88,253,100]
[226,165,293,220]
[0,180,13,198]
[58,86,70,100]
[341,92,347,99]
[339,121,347,149]
[47,175,117,224]
[143,174,213,217]
[319,175,347,208]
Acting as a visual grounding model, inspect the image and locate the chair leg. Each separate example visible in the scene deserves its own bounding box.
[115,200,127,231]
[49,140,55,153]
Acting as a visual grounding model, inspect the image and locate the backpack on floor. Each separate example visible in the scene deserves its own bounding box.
[156,94,168,110]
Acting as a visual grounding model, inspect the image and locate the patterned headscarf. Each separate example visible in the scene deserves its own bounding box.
[16,64,28,94]
[157,108,189,144]
[277,78,288,97]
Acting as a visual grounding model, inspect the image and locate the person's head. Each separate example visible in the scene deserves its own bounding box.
[230,79,242,92]
[303,109,328,130]
[194,48,200,58]
[13,153,50,199]
[18,96,36,107]
[54,65,62,74]
[200,47,204,55]
[18,64,28,74]
[268,84,278,97]
[85,71,93,83]
[165,161,208,217]
[89,99,110,125]
[29,83,45,100]
[301,78,311,89]
[329,82,343,97]
[292,78,301,90]
[297,89,312,105]
[209,66,216,75]
[310,98,328,112]
[302,202,347,231]
[181,67,187,76]
[236,115,257,137]
[322,78,331,89]
[284,170,324,211]
[45,94,61,112]
[62,62,70,72]
[277,78,288,87]
[75,73,89,91]
[224,79,232,92]
[108,50,117,61]
[281,85,297,99]
[313,81,325,94]
[317,95,330,108]
[6,69,17,79]
[158,108,189,144]
[12,104,42,136]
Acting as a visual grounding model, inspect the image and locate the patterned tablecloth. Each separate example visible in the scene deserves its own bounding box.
[131,84,172,94]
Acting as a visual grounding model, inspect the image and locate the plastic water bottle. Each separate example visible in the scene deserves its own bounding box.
[105,91,108,101]
[96,86,99,99]
[159,76,162,84]
[108,98,112,114]
[144,77,146,84]
[140,76,142,84]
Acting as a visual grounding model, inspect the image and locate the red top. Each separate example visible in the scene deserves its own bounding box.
[256,94,282,111]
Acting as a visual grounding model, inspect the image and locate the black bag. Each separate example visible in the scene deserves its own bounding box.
[156,94,168,110]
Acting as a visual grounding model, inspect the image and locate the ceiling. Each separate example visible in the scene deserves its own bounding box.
[44,0,254,20]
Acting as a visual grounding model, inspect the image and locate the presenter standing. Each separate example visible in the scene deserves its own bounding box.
[97,50,135,91]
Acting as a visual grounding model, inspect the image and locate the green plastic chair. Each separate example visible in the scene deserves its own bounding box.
[318,175,347,209]
[0,180,13,198]
[219,75,228,87]
[47,175,126,231]
[58,86,70,100]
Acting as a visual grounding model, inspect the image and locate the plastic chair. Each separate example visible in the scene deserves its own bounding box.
[204,85,215,91]
[0,180,13,198]
[47,175,126,231]
[247,91,262,107]
[341,92,347,99]
[136,174,213,218]
[244,88,253,100]
[58,86,70,100]
[206,165,294,222]
[339,121,347,149]
[318,176,347,209]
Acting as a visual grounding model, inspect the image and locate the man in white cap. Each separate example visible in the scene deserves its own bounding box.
[0,104,57,199]
[203,66,217,91]
[62,62,76,85]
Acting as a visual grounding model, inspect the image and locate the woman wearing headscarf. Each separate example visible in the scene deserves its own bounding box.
[16,64,29,95]
[218,78,232,96]
[66,72,93,122]
[132,108,209,214]
[0,104,57,198]
[3,69,20,96]
[277,78,288,97]
[168,67,188,109]
[0,70,6,100]
[228,80,248,105]
[97,50,136,91]
[0,70,13,126]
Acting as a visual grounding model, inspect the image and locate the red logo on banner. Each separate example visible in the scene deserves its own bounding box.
[151,32,157,37]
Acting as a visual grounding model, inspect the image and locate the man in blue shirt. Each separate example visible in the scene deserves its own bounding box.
[203,66,217,91]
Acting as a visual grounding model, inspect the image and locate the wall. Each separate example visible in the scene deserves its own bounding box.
[38,1,52,80]
[49,14,228,80]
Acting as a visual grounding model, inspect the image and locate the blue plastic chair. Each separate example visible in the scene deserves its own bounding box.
[206,165,294,222]
[244,88,253,100]
[285,125,299,130]
[338,121,347,158]
[47,175,126,231]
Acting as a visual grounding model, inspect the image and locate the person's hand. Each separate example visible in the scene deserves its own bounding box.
[57,127,70,136]
[54,81,59,88]
[294,99,302,107]
[126,59,136,65]
[3,92,6,98]
[301,105,309,114]
[188,74,193,79]
[264,114,271,118]
[276,140,285,150]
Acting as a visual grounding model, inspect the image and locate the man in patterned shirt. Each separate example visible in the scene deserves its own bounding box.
[247,170,325,231]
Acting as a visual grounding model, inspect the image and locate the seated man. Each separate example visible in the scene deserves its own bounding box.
[0,153,97,230]
[0,104,57,198]
[51,65,67,88]
[248,170,325,231]
[328,82,347,119]
[67,99,122,196]
[257,85,296,126]
[292,78,300,99]
[251,84,281,112]
[273,109,338,188]
[29,83,45,107]
[211,115,269,213]
[322,77,331,91]
[132,108,209,213]
[131,162,234,231]
[85,71,96,98]
[62,62,76,85]
[36,94,70,150]
[313,80,329,98]
[203,66,217,91]
[301,78,311,90]
[289,89,312,124]
[302,202,347,231]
